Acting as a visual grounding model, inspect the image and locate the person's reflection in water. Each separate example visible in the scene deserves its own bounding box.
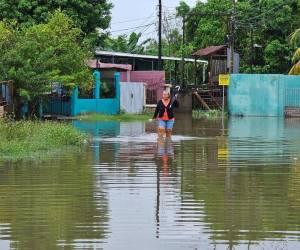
[157,137,174,177]
[155,137,174,239]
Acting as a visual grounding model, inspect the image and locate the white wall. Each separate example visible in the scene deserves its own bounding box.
[120,82,145,114]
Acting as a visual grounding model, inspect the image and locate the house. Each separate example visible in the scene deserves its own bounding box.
[0,81,13,118]
[190,46,239,111]
[95,50,208,104]
[192,45,239,85]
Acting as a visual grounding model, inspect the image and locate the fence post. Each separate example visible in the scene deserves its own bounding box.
[93,70,101,99]
[115,72,121,113]
[71,86,78,116]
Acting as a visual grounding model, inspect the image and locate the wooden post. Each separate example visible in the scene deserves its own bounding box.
[175,61,178,85]
[194,58,197,86]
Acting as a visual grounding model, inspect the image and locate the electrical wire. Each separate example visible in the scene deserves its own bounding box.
[109,22,156,34]
[111,13,155,25]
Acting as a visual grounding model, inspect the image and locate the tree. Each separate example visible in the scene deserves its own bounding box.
[0,10,93,116]
[0,22,16,79]
[264,40,290,73]
[176,1,190,18]
[174,0,300,74]
[290,28,300,45]
[103,32,151,54]
[289,28,300,75]
[0,0,112,35]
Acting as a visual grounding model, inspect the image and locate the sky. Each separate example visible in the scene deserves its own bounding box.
[109,0,200,38]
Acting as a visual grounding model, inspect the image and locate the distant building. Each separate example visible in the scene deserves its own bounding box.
[192,45,239,85]
[0,81,13,118]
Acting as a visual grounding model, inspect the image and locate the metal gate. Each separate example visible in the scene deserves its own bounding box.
[44,96,71,116]
[285,88,300,117]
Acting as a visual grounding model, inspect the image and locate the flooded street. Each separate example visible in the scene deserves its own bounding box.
[1,115,300,249]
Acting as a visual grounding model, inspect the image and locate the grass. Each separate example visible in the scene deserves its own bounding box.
[192,109,228,120]
[78,112,152,122]
[0,120,88,161]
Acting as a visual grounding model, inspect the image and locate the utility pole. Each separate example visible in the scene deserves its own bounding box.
[229,0,236,74]
[158,0,162,70]
[181,16,185,87]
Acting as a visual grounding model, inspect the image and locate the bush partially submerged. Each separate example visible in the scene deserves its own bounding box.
[192,110,227,120]
[0,120,87,160]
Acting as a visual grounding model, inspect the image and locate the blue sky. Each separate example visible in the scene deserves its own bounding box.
[109,0,200,38]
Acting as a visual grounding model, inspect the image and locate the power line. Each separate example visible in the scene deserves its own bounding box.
[128,12,157,35]
[141,21,156,32]
[110,18,157,37]
[111,14,155,25]
[109,22,156,33]
[139,29,158,39]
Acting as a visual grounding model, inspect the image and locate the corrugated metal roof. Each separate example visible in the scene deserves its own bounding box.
[95,50,208,64]
[192,45,227,57]
[87,60,132,71]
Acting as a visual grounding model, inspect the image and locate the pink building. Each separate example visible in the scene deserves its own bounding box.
[120,71,165,104]
[88,59,165,105]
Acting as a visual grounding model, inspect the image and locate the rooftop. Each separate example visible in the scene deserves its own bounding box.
[87,60,132,71]
[192,45,227,57]
[95,50,208,64]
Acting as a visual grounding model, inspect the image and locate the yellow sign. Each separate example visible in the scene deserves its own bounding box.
[217,136,228,162]
[219,74,230,86]
[218,148,228,160]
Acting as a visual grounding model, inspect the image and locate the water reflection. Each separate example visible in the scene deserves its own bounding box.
[179,117,300,249]
[0,152,109,250]
[65,118,300,249]
[1,116,300,249]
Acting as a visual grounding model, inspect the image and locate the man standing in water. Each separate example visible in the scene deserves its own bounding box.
[152,89,179,138]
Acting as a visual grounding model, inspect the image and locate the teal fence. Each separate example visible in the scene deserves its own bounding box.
[71,71,120,116]
[228,74,300,117]
[43,71,120,117]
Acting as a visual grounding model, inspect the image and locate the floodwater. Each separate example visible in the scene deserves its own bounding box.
[1,114,300,249]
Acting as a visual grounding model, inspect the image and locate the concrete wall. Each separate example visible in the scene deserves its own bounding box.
[228,74,300,117]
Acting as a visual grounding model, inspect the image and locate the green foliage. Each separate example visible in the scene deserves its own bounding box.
[292,48,300,64]
[289,28,300,75]
[192,109,227,120]
[176,1,190,17]
[0,21,16,78]
[148,0,300,75]
[103,32,151,54]
[290,28,300,46]
[264,40,291,73]
[0,10,93,113]
[0,120,87,161]
[0,0,112,35]
[185,0,231,50]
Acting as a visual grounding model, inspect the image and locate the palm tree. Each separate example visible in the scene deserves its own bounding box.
[290,28,300,45]
[289,28,300,75]
[104,32,151,54]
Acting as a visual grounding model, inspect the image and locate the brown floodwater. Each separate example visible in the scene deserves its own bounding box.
[1,114,300,249]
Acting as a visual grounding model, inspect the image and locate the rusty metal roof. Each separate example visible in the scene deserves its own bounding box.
[192,45,227,57]
[87,60,132,71]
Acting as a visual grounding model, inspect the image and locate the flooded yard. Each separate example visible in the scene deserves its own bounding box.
[1,114,300,249]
